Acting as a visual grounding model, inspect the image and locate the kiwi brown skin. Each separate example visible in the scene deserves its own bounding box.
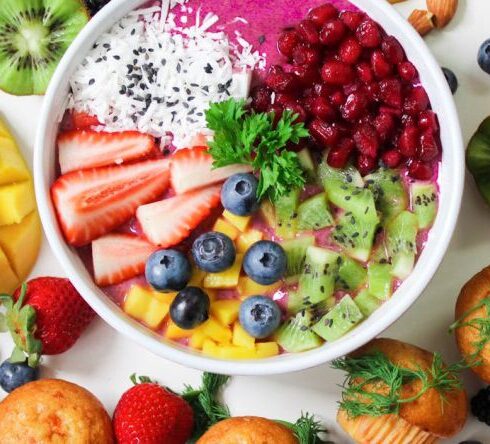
[455,266,490,383]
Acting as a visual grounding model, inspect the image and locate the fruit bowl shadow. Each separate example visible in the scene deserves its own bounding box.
[34,0,464,375]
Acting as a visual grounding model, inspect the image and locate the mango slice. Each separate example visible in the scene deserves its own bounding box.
[0,136,30,186]
[0,247,19,294]
[0,181,36,226]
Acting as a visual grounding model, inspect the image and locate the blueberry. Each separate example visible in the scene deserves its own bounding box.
[145,249,191,292]
[192,232,236,272]
[442,67,458,94]
[221,173,260,216]
[243,240,286,285]
[0,360,39,393]
[478,39,490,74]
[239,296,281,339]
[170,287,210,329]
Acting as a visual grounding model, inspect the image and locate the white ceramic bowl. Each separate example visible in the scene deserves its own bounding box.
[34,0,464,375]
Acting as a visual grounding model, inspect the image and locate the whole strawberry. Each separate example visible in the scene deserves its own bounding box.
[113,380,194,444]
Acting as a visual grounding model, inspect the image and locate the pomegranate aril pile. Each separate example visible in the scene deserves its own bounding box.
[253,3,440,178]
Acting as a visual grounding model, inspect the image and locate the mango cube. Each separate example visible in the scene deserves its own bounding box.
[0,181,36,226]
[0,247,19,294]
[166,320,196,339]
[255,342,280,358]
[202,340,259,360]
[202,339,219,357]
[189,330,207,349]
[0,137,30,186]
[236,230,263,253]
[232,322,255,349]
[213,218,239,240]
[123,285,170,329]
[222,210,250,232]
[200,317,232,344]
[237,276,281,299]
[210,300,240,325]
[144,298,170,329]
[188,267,206,287]
[124,287,151,320]
[203,254,243,289]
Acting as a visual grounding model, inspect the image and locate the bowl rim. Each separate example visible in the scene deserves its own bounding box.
[34,0,464,375]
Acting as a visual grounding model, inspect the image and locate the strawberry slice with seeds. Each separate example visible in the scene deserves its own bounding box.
[137,184,222,247]
[71,111,101,129]
[51,159,170,247]
[92,234,157,286]
[170,146,252,194]
[58,130,157,174]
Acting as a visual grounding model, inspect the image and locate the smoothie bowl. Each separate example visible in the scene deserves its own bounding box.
[34,0,463,374]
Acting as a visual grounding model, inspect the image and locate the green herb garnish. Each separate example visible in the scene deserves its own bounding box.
[277,412,333,444]
[205,98,309,202]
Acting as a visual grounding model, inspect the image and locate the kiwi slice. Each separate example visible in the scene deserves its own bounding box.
[318,162,364,189]
[276,310,323,352]
[297,147,316,182]
[275,188,300,239]
[411,182,438,229]
[0,0,89,95]
[355,289,381,317]
[259,199,276,229]
[336,255,367,291]
[281,236,316,278]
[467,116,490,206]
[297,193,334,231]
[367,263,393,300]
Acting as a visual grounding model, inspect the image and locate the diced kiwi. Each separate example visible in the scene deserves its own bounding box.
[411,182,438,229]
[312,295,364,342]
[276,310,323,352]
[259,200,276,229]
[318,162,364,189]
[354,289,381,317]
[0,0,89,95]
[297,148,316,182]
[385,211,419,280]
[298,246,340,305]
[297,193,334,231]
[370,242,390,264]
[466,117,490,206]
[365,168,409,221]
[281,236,316,278]
[367,263,393,300]
[275,188,300,239]
[336,256,367,291]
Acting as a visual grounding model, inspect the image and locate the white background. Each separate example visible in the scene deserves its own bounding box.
[0,0,489,442]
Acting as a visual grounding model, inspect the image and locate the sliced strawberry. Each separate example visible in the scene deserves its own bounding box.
[71,111,101,129]
[92,234,157,286]
[170,146,252,194]
[51,159,170,247]
[58,130,157,174]
[137,184,222,247]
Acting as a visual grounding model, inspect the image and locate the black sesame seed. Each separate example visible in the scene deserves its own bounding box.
[258,35,266,44]
[113,55,121,60]
[88,79,95,85]
[204,63,213,74]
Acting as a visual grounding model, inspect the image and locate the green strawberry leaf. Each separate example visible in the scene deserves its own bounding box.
[10,345,26,363]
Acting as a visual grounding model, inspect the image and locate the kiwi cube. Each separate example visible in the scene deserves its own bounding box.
[276,310,323,352]
[297,193,334,231]
[386,211,418,280]
[411,182,438,230]
[336,256,367,291]
[367,263,393,300]
[275,188,300,239]
[354,289,381,317]
[297,148,317,182]
[281,236,316,278]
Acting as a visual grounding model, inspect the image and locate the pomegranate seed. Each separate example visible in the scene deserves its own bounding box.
[418,110,439,133]
[371,50,393,79]
[379,78,403,109]
[398,125,419,157]
[265,65,297,93]
[382,149,402,168]
[329,90,346,108]
[403,86,429,115]
[278,30,302,58]
[319,19,347,46]
[341,90,369,121]
[356,62,374,84]
[340,11,365,31]
[357,154,377,175]
[298,20,320,45]
[292,44,321,66]
[313,83,332,98]
[401,114,417,127]
[374,112,395,141]
[356,20,382,48]
[291,64,319,85]
[308,4,339,27]
[274,93,296,106]
[408,160,433,180]
[327,138,355,168]
[339,36,362,64]
[321,61,354,85]
[309,118,341,147]
[381,36,405,64]
[284,101,308,123]
[379,106,402,117]
[251,86,272,112]
[353,123,379,158]
[417,129,439,161]
[307,96,337,120]
[365,82,380,101]
[398,61,417,82]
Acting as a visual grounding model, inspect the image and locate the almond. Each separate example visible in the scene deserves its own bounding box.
[427,0,458,28]
[408,10,435,37]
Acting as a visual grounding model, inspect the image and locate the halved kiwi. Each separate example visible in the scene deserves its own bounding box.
[0,0,89,95]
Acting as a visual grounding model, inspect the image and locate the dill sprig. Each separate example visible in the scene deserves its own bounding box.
[332,351,465,418]
[277,412,333,444]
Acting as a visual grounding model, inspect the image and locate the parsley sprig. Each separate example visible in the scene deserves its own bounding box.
[205,98,309,202]
[277,412,333,444]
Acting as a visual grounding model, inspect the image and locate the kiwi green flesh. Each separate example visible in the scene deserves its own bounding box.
[336,256,367,291]
[355,289,381,317]
[275,188,300,240]
[297,192,334,230]
[411,182,437,230]
[297,148,316,182]
[367,263,393,300]
[0,0,89,95]
[281,236,315,277]
[276,310,323,353]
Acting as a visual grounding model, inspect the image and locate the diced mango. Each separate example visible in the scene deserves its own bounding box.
[203,254,243,289]
[0,247,19,294]
[0,211,41,280]
[236,230,263,253]
[166,320,196,339]
[232,322,255,349]
[189,330,207,349]
[218,345,260,359]
[124,285,170,329]
[0,181,36,226]
[0,136,30,186]
[255,342,280,358]
[201,338,280,360]
[202,339,219,357]
[213,218,239,240]
[200,317,232,344]
[144,298,170,329]
[259,200,276,229]
[188,267,206,287]
[206,289,217,302]
[152,291,177,304]
[237,276,281,299]
[222,210,250,232]
[211,300,241,325]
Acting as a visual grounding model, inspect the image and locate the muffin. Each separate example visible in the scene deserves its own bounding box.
[454,266,490,382]
[197,416,298,444]
[0,379,114,443]
[336,338,467,444]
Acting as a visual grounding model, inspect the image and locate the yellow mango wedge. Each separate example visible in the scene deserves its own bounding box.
[0,247,19,294]
[0,119,30,186]
[0,181,36,226]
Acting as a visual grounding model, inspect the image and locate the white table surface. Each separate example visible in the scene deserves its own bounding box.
[1,1,489,442]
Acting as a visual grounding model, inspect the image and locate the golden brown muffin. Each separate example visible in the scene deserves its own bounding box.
[0,379,114,444]
[197,416,298,444]
[337,338,467,443]
[455,266,490,383]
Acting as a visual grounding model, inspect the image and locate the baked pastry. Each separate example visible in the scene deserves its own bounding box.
[0,379,114,443]
[197,416,298,444]
[454,266,490,382]
[336,338,467,444]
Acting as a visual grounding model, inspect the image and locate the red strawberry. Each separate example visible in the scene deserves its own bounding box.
[113,382,194,444]
[71,111,101,129]
[51,159,169,247]
[0,278,96,363]
[137,185,221,247]
[58,130,157,174]
[170,146,252,194]
[92,234,157,286]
